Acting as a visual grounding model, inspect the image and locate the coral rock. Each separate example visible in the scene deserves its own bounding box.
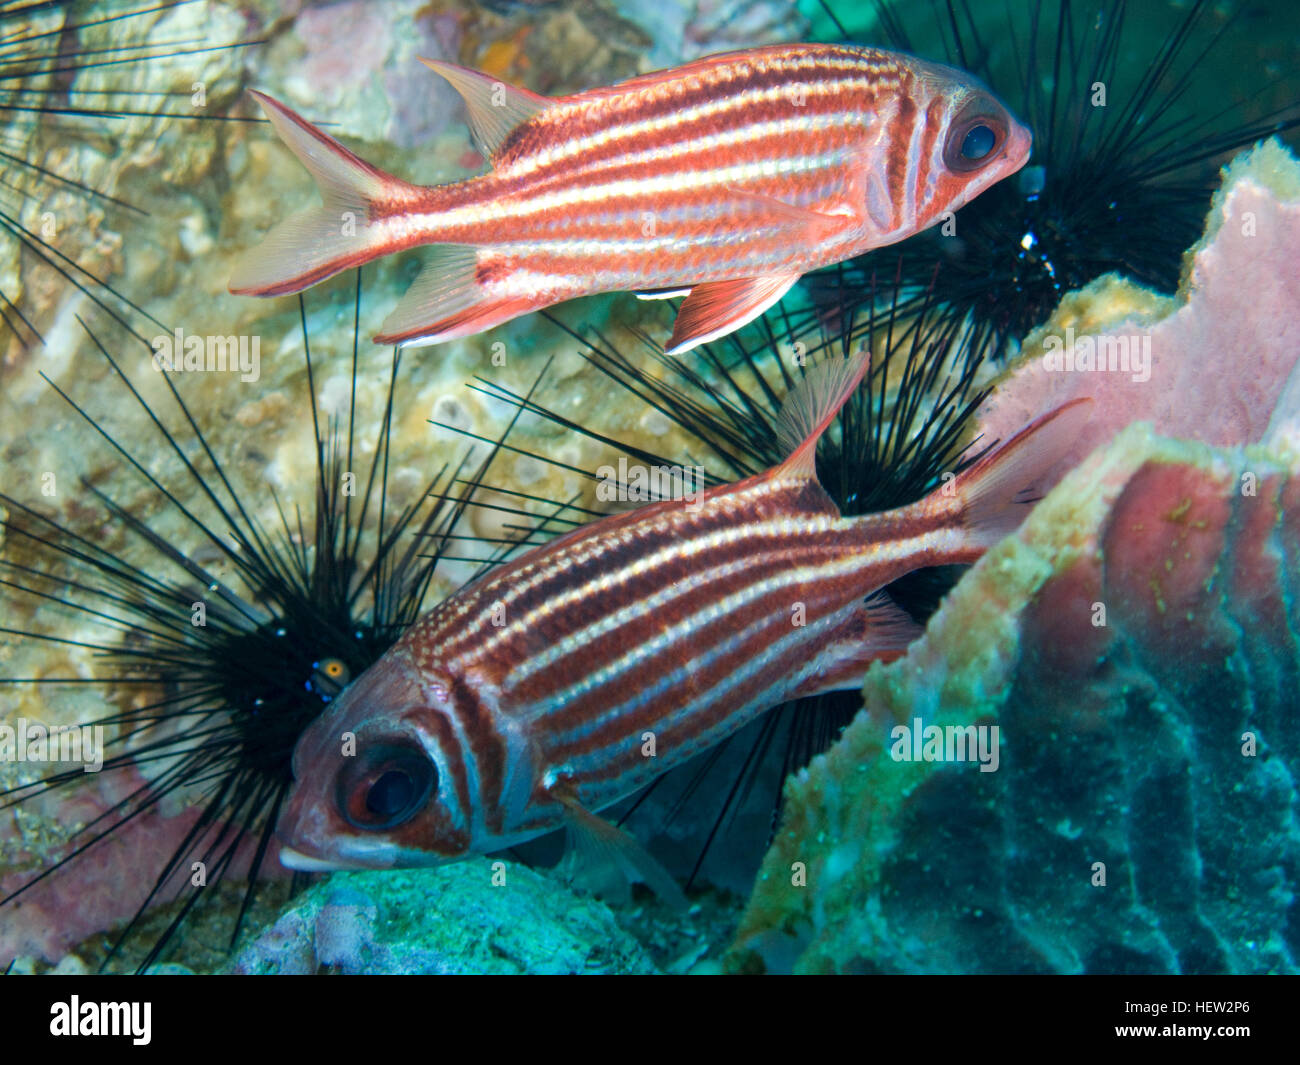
[731,427,1300,974]
[230,861,656,974]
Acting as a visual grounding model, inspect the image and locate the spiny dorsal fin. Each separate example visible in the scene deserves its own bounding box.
[418,57,550,160]
[774,348,872,481]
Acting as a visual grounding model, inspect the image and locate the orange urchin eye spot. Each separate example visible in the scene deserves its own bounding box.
[309,657,351,699]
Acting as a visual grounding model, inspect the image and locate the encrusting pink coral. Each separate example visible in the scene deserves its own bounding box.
[0,767,290,963]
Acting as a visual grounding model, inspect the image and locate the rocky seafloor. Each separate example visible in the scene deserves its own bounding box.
[1,0,1298,973]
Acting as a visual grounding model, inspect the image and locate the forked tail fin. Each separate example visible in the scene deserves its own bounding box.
[947,398,1094,549]
[228,91,421,297]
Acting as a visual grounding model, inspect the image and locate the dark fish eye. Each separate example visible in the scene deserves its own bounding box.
[337,742,436,831]
[943,100,1007,173]
[367,769,416,817]
[961,124,996,161]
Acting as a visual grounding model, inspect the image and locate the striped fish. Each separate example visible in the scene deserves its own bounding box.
[276,350,1088,892]
[229,43,1031,354]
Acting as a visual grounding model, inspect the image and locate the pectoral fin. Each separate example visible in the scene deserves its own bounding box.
[725,185,854,241]
[664,274,800,356]
[553,786,688,911]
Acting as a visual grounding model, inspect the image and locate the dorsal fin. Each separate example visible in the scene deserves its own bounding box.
[418,57,550,160]
[774,348,871,481]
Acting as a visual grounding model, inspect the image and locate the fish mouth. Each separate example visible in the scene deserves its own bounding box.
[1005,120,1034,171]
[278,845,353,872]
[278,839,409,872]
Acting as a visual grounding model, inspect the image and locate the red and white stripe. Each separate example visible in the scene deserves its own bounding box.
[275,350,1087,869]
[232,43,1031,350]
[395,473,970,833]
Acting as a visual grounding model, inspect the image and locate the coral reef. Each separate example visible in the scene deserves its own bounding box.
[1,1,248,364]
[728,144,1300,974]
[5,2,1299,976]
[618,0,806,67]
[230,860,655,974]
[0,768,234,961]
[1,1,687,967]
[731,425,1300,973]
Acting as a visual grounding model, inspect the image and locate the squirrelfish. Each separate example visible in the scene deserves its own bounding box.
[230,43,1031,354]
[276,350,1088,888]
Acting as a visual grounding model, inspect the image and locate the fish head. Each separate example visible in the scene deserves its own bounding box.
[276,645,472,871]
[902,59,1033,227]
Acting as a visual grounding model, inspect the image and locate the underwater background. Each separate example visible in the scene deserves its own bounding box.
[0,0,1298,975]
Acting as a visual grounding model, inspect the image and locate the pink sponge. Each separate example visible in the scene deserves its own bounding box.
[977,139,1300,482]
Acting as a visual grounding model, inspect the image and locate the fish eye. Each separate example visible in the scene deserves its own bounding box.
[960,124,996,161]
[943,99,1007,173]
[368,770,415,816]
[337,742,436,831]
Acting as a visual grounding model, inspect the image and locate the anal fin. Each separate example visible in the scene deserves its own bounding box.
[374,245,542,347]
[664,274,800,356]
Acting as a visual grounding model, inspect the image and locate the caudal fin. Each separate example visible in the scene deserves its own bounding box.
[229,91,420,297]
[949,398,1093,549]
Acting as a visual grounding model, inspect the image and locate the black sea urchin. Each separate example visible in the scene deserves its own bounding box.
[0,276,560,972]
[812,0,1300,359]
